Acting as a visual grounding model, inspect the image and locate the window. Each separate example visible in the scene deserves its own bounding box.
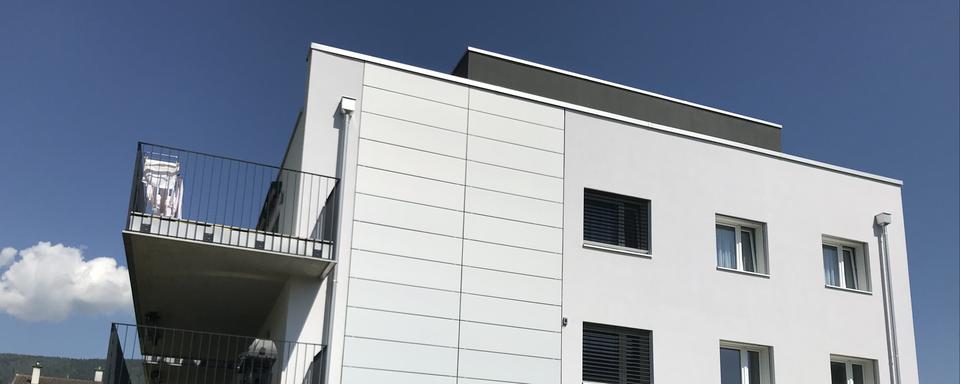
[716,216,767,274]
[584,189,651,253]
[830,356,876,384]
[822,236,870,291]
[719,341,772,384]
[583,323,652,384]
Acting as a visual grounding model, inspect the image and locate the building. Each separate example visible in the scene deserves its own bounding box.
[106,43,919,384]
[10,362,102,384]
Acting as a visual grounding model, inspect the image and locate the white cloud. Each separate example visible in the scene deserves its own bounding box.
[0,242,132,322]
[0,247,15,268]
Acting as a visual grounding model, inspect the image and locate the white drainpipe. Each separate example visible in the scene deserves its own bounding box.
[876,212,901,384]
[318,96,356,382]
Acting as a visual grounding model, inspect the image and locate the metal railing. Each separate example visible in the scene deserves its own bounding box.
[127,143,339,259]
[106,323,326,384]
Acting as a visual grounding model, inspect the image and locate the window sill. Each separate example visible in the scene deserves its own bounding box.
[825,284,872,295]
[583,241,651,258]
[716,266,770,279]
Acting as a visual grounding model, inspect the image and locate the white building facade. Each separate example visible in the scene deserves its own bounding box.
[114,43,919,384]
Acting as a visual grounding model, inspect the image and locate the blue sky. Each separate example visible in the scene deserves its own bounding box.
[0,0,956,381]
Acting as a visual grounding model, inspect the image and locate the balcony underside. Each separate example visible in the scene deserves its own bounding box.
[122,227,335,337]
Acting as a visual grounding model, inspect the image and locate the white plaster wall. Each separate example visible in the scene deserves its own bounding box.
[332,64,565,384]
[296,49,366,384]
[274,112,306,237]
[457,89,564,384]
[257,277,327,384]
[342,63,468,383]
[274,61,341,241]
[561,110,918,384]
[259,280,290,341]
[289,48,918,384]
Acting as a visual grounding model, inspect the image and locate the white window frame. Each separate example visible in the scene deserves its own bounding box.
[822,236,871,292]
[830,355,877,384]
[716,215,768,275]
[719,341,773,384]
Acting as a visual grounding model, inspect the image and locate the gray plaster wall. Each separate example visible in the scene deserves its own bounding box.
[454,51,783,151]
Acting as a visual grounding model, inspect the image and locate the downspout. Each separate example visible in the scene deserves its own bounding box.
[319,96,356,384]
[876,212,901,384]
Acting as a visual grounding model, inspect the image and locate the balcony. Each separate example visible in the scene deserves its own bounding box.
[105,323,325,384]
[121,143,339,336]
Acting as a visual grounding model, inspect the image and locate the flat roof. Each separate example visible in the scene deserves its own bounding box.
[309,43,902,186]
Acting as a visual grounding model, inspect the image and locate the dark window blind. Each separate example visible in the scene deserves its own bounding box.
[584,189,650,251]
[583,323,653,384]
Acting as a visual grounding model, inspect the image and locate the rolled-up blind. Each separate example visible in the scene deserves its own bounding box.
[584,189,650,251]
[583,323,653,384]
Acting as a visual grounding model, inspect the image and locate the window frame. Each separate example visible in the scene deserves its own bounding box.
[822,236,871,293]
[719,341,773,384]
[583,189,652,255]
[715,215,769,276]
[582,322,654,384]
[829,355,877,384]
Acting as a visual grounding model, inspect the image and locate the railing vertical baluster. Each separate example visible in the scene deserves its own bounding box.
[286,340,293,384]
[207,150,216,227]
[239,161,249,234]
[279,169,287,253]
[120,324,131,382]
[272,340,279,384]
[308,174,315,251]
[279,340,287,384]
[105,323,328,384]
[301,343,309,384]
[159,326,170,384]
[231,158,240,242]
[280,169,288,252]
[223,158,232,234]
[255,165,263,231]
[193,150,201,227]
[126,139,341,336]
[222,156,231,237]
[180,149,188,234]
[226,334,237,384]
[174,328,184,384]
[131,326,142,384]
[186,332,199,379]
[232,158,241,231]
[208,332,218,384]
[215,155,225,245]
[191,331,202,384]
[288,341,297,384]
[290,169,297,252]
[189,150,199,231]
[165,146,174,238]
[223,160,233,246]
[256,165,264,230]
[207,332,217,384]
[158,146,166,237]
[213,331,224,384]
[201,149,210,227]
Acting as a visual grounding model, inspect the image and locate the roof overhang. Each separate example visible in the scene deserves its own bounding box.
[309,42,903,186]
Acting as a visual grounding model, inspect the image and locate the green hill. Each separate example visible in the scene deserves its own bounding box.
[0,354,105,384]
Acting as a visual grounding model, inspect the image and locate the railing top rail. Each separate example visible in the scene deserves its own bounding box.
[111,322,325,348]
[137,141,339,182]
[128,141,341,258]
